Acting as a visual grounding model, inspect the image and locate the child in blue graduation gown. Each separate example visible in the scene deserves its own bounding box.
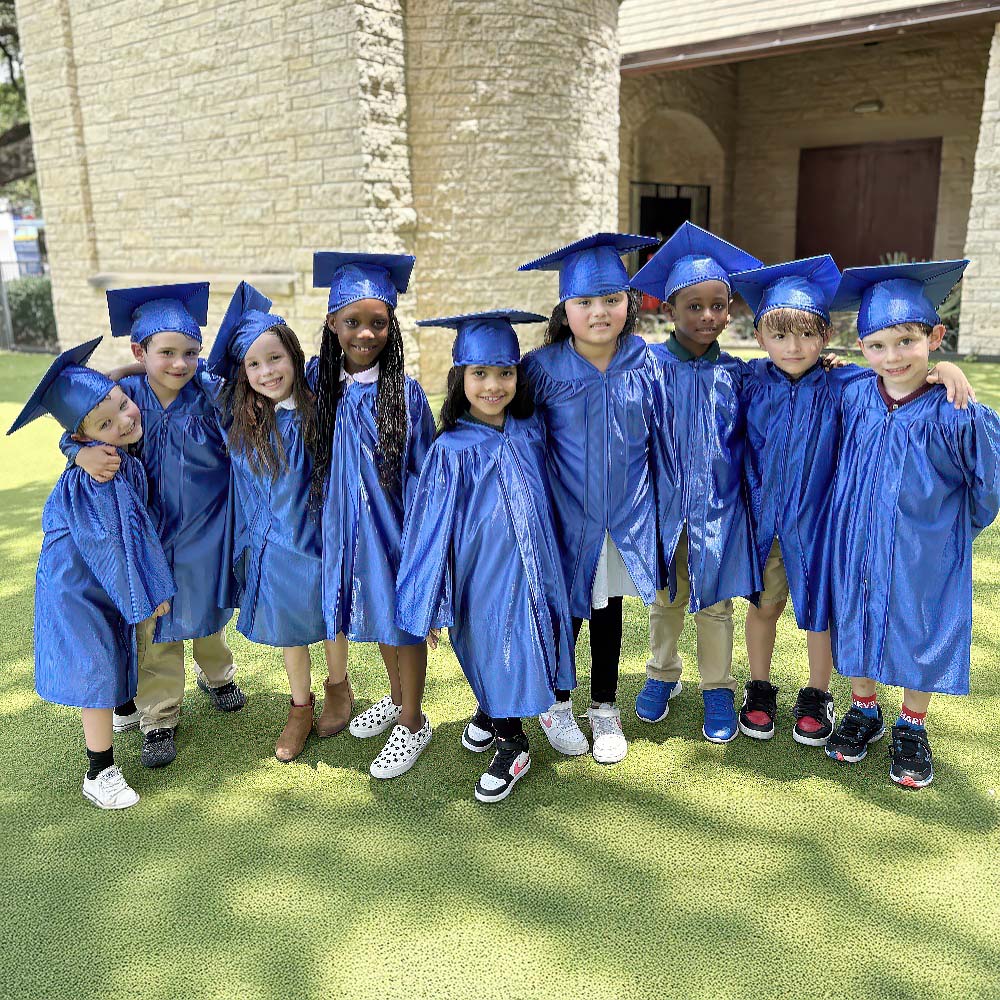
[10,339,175,809]
[630,222,763,744]
[731,257,974,747]
[310,252,436,780]
[64,283,241,771]
[397,311,576,802]
[824,261,1000,789]
[517,232,661,766]
[207,282,355,763]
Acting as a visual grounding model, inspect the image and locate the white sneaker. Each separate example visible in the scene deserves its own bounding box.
[370,715,433,779]
[538,700,589,756]
[113,708,140,733]
[82,765,140,810]
[349,695,402,738]
[586,703,628,764]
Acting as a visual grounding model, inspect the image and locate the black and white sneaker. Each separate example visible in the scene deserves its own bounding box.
[890,725,934,790]
[196,675,246,712]
[461,708,495,753]
[825,705,885,763]
[792,686,836,746]
[113,702,141,733]
[141,727,177,768]
[738,680,778,740]
[474,734,530,803]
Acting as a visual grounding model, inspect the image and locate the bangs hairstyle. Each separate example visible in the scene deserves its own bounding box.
[437,364,535,436]
[218,323,318,481]
[756,307,832,339]
[543,288,641,347]
[881,321,935,337]
[308,305,408,510]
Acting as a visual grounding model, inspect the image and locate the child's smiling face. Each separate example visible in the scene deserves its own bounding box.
[859,322,944,397]
[132,331,202,396]
[464,364,516,426]
[244,331,295,403]
[328,298,390,373]
[666,280,731,355]
[755,313,829,378]
[76,386,143,447]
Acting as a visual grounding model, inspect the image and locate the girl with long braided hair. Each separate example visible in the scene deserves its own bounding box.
[310,252,436,780]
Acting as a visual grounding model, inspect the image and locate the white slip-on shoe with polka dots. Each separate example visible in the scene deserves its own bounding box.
[369,715,432,779]
[349,695,402,738]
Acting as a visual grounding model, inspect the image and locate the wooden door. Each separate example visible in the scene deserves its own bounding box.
[795,138,941,267]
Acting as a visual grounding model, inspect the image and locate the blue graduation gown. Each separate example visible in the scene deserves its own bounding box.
[34,449,176,709]
[650,345,761,610]
[227,391,325,648]
[322,375,435,645]
[396,414,576,718]
[829,380,1000,694]
[742,360,873,631]
[60,366,233,642]
[521,335,660,619]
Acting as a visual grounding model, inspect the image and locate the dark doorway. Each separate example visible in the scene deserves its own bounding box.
[640,195,692,242]
[795,138,942,267]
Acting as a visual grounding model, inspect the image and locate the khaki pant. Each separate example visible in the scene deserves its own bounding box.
[647,528,736,692]
[135,619,235,733]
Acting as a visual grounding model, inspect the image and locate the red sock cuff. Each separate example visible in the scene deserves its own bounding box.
[900,705,927,725]
[853,692,878,708]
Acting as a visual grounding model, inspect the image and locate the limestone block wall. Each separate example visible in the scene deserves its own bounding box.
[959,24,1000,355]
[730,28,992,264]
[18,0,419,372]
[405,0,622,390]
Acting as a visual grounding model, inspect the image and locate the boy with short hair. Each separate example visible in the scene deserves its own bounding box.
[63,283,241,769]
[825,261,1000,788]
[630,222,763,743]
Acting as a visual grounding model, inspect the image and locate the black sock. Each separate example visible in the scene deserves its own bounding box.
[492,717,526,741]
[86,746,114,779]
[115,699,136,716]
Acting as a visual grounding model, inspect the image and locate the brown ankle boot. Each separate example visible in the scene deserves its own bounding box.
[315,676,354,738]
[275,695,315,762]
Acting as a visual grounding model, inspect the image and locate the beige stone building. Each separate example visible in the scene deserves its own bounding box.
[16,1,1000,387]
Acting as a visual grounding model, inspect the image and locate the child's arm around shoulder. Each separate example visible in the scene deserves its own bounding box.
[61,435,121,483]
[958,400,1000,537]
[927,360,976,409]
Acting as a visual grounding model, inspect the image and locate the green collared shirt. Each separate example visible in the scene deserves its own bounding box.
[664,333,722,364]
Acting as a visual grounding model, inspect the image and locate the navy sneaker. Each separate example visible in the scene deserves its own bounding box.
[461,708,495,753]
[196,675,246,712]
[635,678,682,723]
[738,680,778,740]
[792,686,836,747]
[141,727,177,768]
[825,705,885,763]
[702,688,738,743]
[890,724,934,789]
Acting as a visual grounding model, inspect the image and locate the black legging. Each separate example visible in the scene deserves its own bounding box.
[555,596,624,705]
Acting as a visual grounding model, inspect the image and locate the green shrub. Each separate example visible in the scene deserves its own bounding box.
[6,275,57,351]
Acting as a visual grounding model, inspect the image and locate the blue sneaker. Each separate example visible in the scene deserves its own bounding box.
[702,688,738,743]
[635,678,682,723]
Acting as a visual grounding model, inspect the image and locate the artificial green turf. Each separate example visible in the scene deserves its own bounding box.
[1,350,998,1000]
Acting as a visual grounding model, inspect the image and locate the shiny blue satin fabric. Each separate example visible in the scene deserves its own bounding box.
[521,335,660,619]
[396,414,576,717]
[63,366,234,641]
[34,449,175,708]
[829,381,1000,694]
[227,398,324,648]
[742,360,873,631]
[322,376,435,645]
[651,346,761,610]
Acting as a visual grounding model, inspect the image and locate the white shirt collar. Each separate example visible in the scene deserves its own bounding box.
[275,396,297,411]
[340,361,380,385]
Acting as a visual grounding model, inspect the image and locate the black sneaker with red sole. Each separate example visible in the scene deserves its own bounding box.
[738,680,778,740]
[825,705,885,763]
[890,724,934,790]
[792,686,836,746]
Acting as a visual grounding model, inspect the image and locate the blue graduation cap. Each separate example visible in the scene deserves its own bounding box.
[730,255,841,326]
[106,282,210,344]
[518,233,660,303]
[630,222,762,303]
[7,337,115,435]
[207,281,287,380]
[831,260,969,338]
[417,310,548,367]
[313,252,415,315]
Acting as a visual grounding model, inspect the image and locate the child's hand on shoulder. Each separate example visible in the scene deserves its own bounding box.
[427,627,441,651]
[153,601,170,618]
[928,362,976,409]
[821,352,848,370]
[75,445,120,483]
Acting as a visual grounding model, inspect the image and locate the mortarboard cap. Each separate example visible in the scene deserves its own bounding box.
[518,232,660,303]
[7,337,115,435]
[731,255,841,326]
[630,221,761,303]
[313,252,415,315]
[831,260,969,338]
[417,309,547,367]
[107,282,210,344]
[207,281,287,380]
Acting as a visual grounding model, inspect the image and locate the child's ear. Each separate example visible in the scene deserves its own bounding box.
[753,326,766,349]
[663,301,677,323]
[69,432,90,443]
[130,342,145,363]
[928,324,947,351]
